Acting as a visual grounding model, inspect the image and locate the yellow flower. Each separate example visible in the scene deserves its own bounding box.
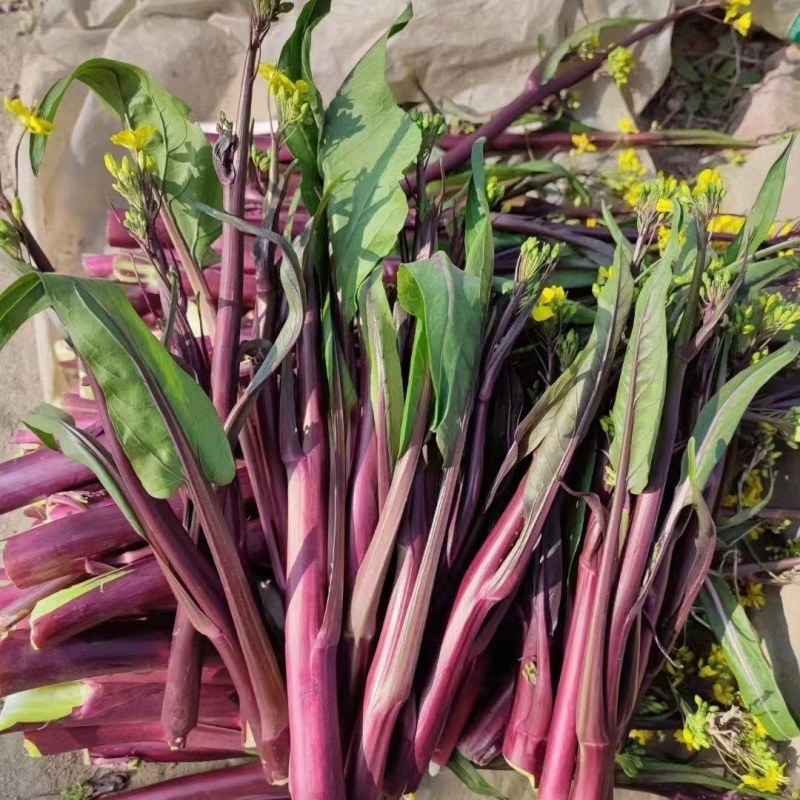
[618,117,639,135]
[724,0,750,22]
[694,168,724,197]
[740,471,765,507]
[624,182,644,208]
[532,285,567,322]
[570,132,596,155]
[713,680,735,706]
[586,217,598,228]
[618,148,645,176]
[732,11,752,36]
[258,62,295,97]
[110,124,157,152]
[707,214,745,236]
[675,727,704,751]
[741,762,787,793]
[752,716,769,740]
[3,96,53,136]
[655,198,673,214]
[740,581,766,610]
[628,729,655,746]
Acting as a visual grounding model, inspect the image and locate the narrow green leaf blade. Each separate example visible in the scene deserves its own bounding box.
[609,258,671,493]
[521,248,633,519]
[464,138,494,305]
[23,403,145,534]
[725,136,794,264]
[700,577,800,740]
[362,271,404,464]
[30,58,221,264]
[397,252,483,464]
[0,273,49,350]
[39,276,235,498]
[448,751,507,800]
[320,6,421,321]
[680,341,800,493]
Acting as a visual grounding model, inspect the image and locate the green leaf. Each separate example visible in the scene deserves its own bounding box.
[397,252,483,464]
[487,347,590,507]
[448,751,507,800]
[278,0,331,213]
[542,17,651,81]
[30,569,128,623]
[521,249,633,519]
[741,256,797,295]
[23,403,144,535]
[0,682,91,731]
[700,577,800,740]
[320,6,421,321]
[679,341,800,495]
[725,136,794,265]
[30,58,221,264]
[464,139,494,305]
[600,201,634,256]
[0,272,49,350]
[397,312,428,455]
[38,276,235,498]
[487,247,633,592]
[0,249,35,277]
[362,271,404,464]
[609,258,671,493]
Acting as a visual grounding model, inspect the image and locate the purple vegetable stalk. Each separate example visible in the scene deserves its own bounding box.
[282,274,345,799]
[29,557,175,649]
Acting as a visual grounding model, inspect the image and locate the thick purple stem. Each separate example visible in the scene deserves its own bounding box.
[29,557,174,648]
[283,279,345,800]
[113,763,287,800]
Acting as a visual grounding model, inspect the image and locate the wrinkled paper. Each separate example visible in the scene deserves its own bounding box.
[15,0,673,396]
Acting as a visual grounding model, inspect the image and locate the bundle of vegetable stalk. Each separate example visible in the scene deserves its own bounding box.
[1,1,800,798]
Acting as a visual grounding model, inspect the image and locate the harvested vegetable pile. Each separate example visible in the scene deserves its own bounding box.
[0,1,799,799]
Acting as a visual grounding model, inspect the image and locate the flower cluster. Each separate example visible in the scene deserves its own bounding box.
[258,62,312,126]
[706,707,788,794]
[730,292,800,360]
[104,125,159,239]
[569,132,596,156]
[517,237,561,283]
[675,695,716,751]
[665,643,695,688]
[738,581,766,610]
[410,110,447,162]
[607,46,634,87]
[692,167,725,220]
[698,644,738,706]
